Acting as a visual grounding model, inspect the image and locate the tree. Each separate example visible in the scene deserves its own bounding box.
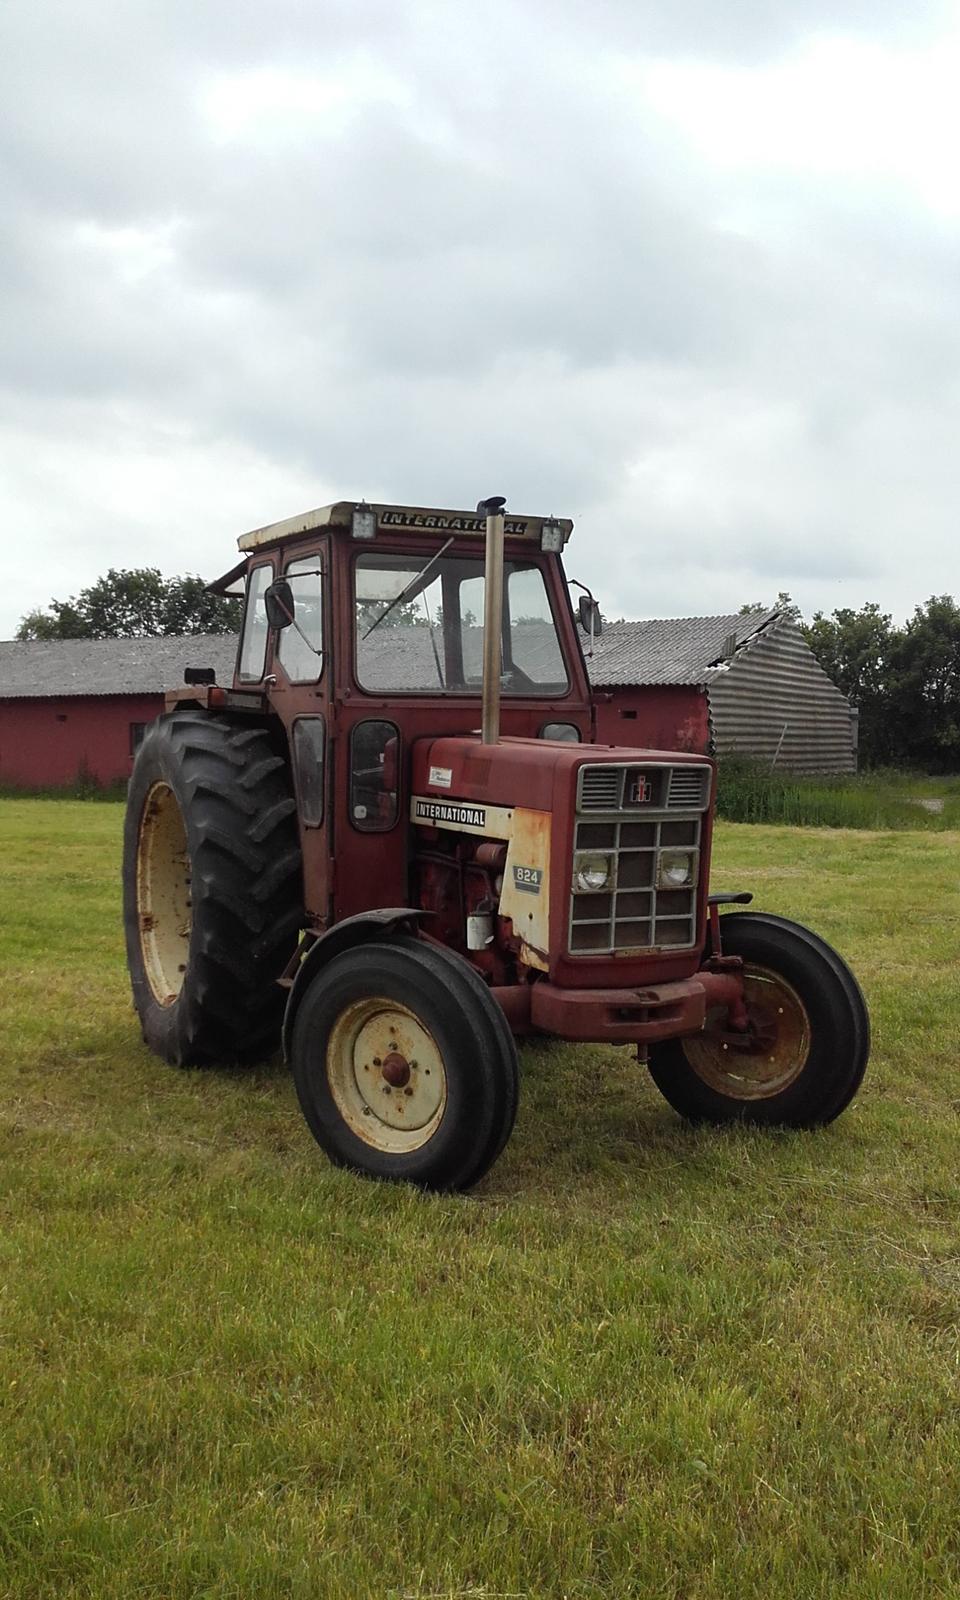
[887,595,960,770]
[739,591,802,621]
[16,568,238,640]
[801,602,895,766]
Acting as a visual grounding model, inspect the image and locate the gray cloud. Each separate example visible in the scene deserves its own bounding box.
[1,0,958,637]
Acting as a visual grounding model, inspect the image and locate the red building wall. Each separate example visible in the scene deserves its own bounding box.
[593,685,711,755]
[0,695,164,788]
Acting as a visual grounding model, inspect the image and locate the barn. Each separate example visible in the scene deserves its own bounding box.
[1,608,855,789]
[0,635,236,788]
[588,608,857,772]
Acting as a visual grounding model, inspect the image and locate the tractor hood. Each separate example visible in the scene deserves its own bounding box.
[410,735,716,984]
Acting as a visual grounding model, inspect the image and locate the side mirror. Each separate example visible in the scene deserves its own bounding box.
[578,595,602,638]
[264,578,295,630]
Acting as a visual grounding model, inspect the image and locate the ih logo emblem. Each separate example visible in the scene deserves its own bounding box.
[629,775,654,805]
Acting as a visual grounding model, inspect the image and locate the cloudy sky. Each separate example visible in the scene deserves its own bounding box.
[2,0,959,639]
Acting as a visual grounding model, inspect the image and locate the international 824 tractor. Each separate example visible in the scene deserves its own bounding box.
[123,496,869,1190]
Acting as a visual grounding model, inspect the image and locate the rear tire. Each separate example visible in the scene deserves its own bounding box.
[291,936,519,1191]
[122,710,303,1066]
[648,913,870,1127]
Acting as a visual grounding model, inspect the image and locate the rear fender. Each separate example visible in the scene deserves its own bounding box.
[281,909,430,1060]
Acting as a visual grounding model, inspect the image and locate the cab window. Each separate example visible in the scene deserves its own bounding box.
[350,720,400,831]
[278,554,325,683]
[237,563,273,683]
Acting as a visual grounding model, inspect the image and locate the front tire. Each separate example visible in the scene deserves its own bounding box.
[290,936,519,1191]
[648,913,870,1127]
[122,711,303,1066]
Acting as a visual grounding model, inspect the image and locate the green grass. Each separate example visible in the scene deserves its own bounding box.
[716,760,960,830]
[3,799,960,1598]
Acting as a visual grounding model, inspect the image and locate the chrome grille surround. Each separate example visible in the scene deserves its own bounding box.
[569,762,712,955]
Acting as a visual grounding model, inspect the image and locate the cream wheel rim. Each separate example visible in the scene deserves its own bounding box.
[137,780,192,1007]
[682,963,811,1100]
[326,998,447,1153]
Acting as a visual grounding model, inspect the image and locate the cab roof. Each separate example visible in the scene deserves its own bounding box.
[236,501,574,553]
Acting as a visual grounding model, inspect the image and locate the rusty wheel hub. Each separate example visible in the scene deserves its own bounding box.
[380,1051,411,1088]
[683,963,811,1100]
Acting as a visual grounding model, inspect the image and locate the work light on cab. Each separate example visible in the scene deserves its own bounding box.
[351,502,377,540]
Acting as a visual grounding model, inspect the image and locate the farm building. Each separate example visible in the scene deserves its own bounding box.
[0,635,237,788]
[0,607,855,788]
[588,608,857,772]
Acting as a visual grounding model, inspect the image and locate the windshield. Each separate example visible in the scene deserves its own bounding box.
[354,552,569,696]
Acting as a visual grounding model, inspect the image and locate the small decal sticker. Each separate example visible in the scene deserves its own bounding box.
[513,865,543,895]
[428,765,453,789]
[415,798,487,828]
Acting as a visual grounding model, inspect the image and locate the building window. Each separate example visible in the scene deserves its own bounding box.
[130,722,147,755]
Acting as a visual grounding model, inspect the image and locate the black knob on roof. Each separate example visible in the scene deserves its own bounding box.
[476,495,507,515]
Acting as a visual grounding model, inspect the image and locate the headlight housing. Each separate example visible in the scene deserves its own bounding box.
[575,853,613,893]
[657,850,697,889]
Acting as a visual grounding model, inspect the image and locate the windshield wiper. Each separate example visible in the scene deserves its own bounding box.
[361,537,455,640]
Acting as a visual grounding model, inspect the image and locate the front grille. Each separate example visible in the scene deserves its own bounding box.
[667,766,711,810]
[569,761,711,955]
[579,766,624,810]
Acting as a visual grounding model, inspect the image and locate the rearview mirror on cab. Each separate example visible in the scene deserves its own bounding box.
[264,579,295,630]
[578,594,602,637]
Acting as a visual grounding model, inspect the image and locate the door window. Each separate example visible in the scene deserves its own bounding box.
[278,554,325,683]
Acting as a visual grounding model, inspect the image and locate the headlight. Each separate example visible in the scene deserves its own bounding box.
[658,850,696,889]
[575,853,612,893]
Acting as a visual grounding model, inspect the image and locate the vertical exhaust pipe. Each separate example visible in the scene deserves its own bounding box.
[478,495,506,745]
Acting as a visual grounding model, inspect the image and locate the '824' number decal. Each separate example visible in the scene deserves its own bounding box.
[512,865,543,895]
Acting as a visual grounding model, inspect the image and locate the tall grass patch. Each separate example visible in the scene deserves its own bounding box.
[716,758,960,829]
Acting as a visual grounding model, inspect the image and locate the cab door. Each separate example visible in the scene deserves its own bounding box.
[269,544,334,929]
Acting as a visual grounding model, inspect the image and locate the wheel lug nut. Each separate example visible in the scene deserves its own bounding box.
[373,1057,381,1066]
[404,1086,414,1097]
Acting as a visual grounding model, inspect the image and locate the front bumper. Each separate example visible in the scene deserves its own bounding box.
[492,969,744,1044]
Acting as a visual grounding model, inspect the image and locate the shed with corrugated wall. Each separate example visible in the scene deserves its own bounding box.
[587,609,856,773]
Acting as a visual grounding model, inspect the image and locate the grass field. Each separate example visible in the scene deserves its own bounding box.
[2,799,960,1599]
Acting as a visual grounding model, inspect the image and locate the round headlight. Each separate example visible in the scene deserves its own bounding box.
[576,854,611,892]
[659,850,694,888]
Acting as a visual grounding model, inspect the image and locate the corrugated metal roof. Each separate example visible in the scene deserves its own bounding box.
[0,635,239,699]
[585,609,781,687]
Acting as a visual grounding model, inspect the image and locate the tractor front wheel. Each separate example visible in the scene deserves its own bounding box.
[290,936,519,1190]
[648,913,869,1128]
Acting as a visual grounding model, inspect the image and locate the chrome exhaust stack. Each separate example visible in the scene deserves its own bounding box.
[478,495,506,745]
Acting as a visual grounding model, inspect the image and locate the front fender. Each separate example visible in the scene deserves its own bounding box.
[281,908,430,1061]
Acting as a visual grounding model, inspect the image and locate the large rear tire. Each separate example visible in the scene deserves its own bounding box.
[122,710,303,1066]
[290,936,519,1191]
[648,913,870,1127]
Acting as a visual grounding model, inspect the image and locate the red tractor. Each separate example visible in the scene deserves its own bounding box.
[123,496,869,1189]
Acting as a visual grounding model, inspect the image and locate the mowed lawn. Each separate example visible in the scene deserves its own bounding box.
[2,800,960,1600]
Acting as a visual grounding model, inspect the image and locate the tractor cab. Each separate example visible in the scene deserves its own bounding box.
[213,499,597,935]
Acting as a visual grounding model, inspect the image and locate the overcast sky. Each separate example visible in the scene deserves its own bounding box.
[2,0,959,638]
